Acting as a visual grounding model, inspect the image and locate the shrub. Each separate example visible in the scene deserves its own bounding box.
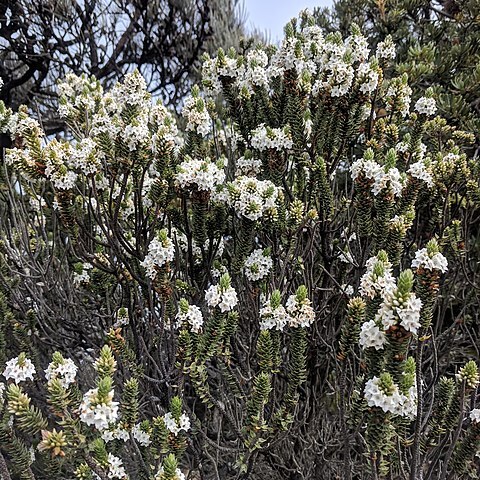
[0,10,478,480]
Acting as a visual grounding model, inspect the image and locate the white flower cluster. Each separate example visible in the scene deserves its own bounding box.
[470,409,480,423]
[175,157,225,193]
[237,49,270,92]
[182,92,211,136]
[244,249,273,281]
[250,124,293,151]
[107,69,151,114]
[69,138,101,175]
[3,355,36,383]
[150,102,180,151]
[101,425,129,443]
[79,387,119,430]
[359,319,386,350]
[411,248,448,273]
[155,466,185,480]
[123,121,151,151]
[45,357,77,388]
[205,282,238,312]
[176,303,204,333]
[132,423,152,446]
[375,288,423,335]
[163,411,191,436]
[376,37,396,60]
[408,160,433,187]
[141,230,176,279]
[57,73,103,118]
[259,298,290,331]
[372,166,403,197]
[44,140,78,190]
[106,453,128,480]
[359,254,395,299]
[285,293,316,328]
[364,376,417,418]
[385,77,412,117]
[351,153,404,197]
[225,176,281,221]
[414,96,437,116]
[357,62,379,94]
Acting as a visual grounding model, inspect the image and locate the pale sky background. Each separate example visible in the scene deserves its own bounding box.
[243,0,334,43]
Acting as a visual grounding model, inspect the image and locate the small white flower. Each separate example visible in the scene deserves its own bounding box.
[250,124,293,151]
[107,453,127,479]
[79,388,119,431]
[141,230,175,280]
[411,248,448,273]
[163,411,191,436]
[3,355,36,383]
[259,299,290,331]
[176,304,204,333]
[175,157,225,193]
[132,424,152,446]
[285,294,315,328]
[244,249,273,281]
[469,409,480,423]
[359,320,387,350]
[205,283,238,312]
[414,97,437,116]
[45,357,77,388]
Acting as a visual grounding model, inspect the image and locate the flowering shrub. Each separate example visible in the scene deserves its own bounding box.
[0,10,479,480]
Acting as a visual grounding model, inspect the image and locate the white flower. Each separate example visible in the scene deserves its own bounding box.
[236,155,262,176]
[182,92,211,136]
[364,376,404,415]
[155,466,185,480]
[359,320,387,350]
[3,355,36,383]
[175,157,225,193]
[123,121,151,151]
[341,284,354,296]
[250,124,293,151]
[45,357,77,388]
[163,412,191,436]
[414,97,437,116]
[372,167,404,197]
[396,294,422,334]
[285,294,315,328]
[376,37,396,60]
[469,409,480,423]
[259,298,290,331]
[141,230,176,279]
[359,255,395,299]
[107,453,127,479]
[357,62,379,94]
[244,249,273,281]
[132,424,152,446]
[79,388,119,431]
[375,288,423,335]
[102,426,129,443]
[350,158,382,183]
[205,282,238,312]
[411,248,448,273]
[73,263,93,286]
[224,176,281,222]
[176,303,204,333]
[408,160,433,187]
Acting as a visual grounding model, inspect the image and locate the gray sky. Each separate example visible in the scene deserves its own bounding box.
[243,0,333,43]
